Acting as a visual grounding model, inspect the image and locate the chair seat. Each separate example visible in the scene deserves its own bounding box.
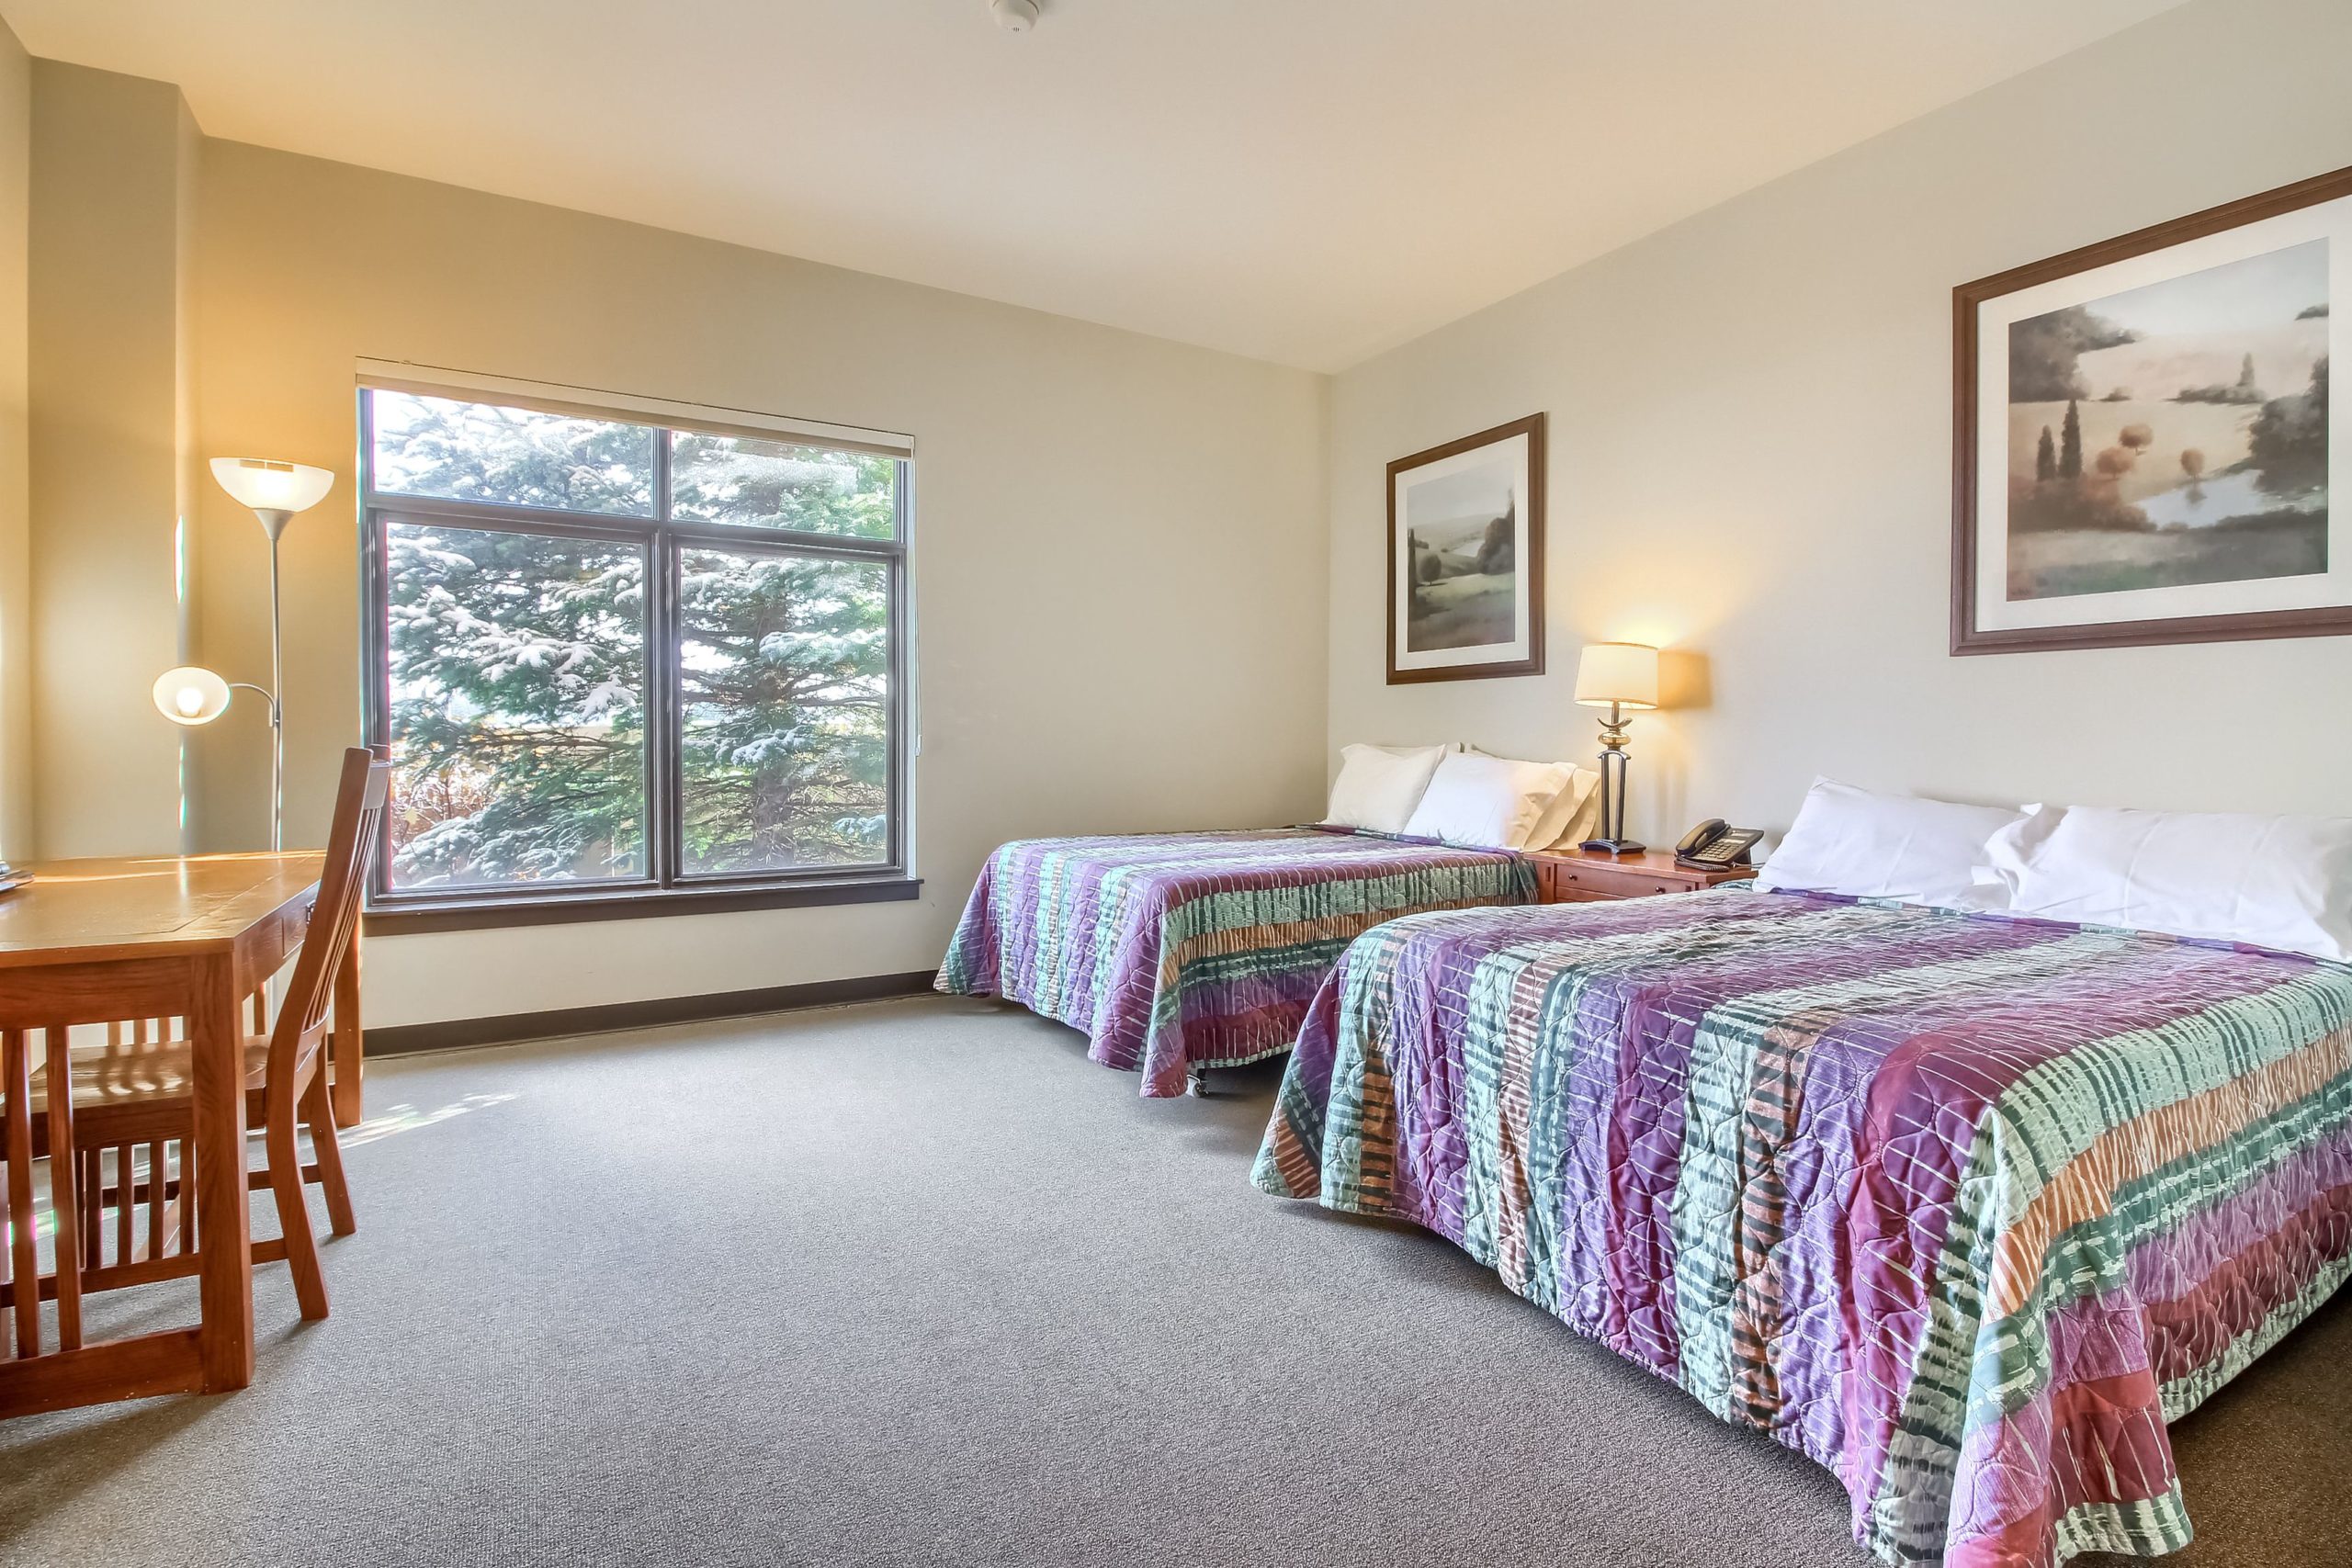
[29,1036,272,1113]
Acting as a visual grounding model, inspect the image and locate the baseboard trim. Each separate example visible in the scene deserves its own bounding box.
[368,970,940,1055]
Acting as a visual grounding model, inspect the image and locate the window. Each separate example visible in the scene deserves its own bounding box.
[361,383,911,924]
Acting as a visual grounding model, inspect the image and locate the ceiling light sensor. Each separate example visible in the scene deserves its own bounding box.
[990,0,1040,33]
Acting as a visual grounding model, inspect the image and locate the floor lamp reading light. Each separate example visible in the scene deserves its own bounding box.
[1574,641,1660,857]
[152,458,336,852]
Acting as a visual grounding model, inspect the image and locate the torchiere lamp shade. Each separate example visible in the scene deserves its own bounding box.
[210,457,334,518]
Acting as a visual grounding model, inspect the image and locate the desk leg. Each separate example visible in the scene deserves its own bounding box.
[331,924,363,1129]
[190,953,254,1393]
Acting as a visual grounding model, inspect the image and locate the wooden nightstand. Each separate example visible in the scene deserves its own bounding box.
[1526,847,1754,904]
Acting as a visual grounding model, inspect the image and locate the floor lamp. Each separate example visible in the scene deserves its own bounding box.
[1574,641,1660,856]
[152,458,336,852]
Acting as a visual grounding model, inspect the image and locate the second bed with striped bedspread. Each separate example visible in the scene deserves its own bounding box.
[937,828,1536,1097]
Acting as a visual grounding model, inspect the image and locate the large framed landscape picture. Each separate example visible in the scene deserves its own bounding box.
[1954,166,2349,653]
[1387,412,1544,682]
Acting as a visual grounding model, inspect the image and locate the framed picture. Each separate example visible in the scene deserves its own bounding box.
[1953,165,2347,654]
[1386,412,1545,683]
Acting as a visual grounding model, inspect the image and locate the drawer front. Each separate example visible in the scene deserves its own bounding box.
[1540,861,1690,903]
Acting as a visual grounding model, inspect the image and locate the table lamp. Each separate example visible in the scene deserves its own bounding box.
[150,457,336,852]
[1574,641,1660,855]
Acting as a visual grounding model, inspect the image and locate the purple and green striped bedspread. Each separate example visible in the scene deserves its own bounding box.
[935,829,1536,1097]
[1254,886,2352,1567]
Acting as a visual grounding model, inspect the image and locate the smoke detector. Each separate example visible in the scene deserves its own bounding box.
[990,0,1039,32]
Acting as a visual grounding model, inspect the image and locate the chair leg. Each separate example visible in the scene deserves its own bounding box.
[301,1070,356,1237]
[264,1097,329,1321]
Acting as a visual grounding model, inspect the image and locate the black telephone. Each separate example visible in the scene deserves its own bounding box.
[1675,818,1765,869]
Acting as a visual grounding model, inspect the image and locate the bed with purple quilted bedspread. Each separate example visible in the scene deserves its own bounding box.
[936,829,1535,1097]
[1254,885,2352,1567]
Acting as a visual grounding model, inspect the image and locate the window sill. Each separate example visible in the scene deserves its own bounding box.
[363,875,922,935]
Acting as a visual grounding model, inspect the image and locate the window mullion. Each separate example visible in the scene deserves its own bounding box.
[650,529,682,890]
[652,431,679,889]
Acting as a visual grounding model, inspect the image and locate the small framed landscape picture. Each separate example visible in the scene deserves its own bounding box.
[1954,165,2348,654]
[1387,412,1545,683]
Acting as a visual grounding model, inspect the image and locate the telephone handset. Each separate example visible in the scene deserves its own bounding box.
[1675,818,1765,869]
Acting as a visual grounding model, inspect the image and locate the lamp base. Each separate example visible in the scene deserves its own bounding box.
[1578,838,1646,857]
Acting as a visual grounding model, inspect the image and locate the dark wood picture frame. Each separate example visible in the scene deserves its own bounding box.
[1385,412,1546,684]
[1952,164,2351,655]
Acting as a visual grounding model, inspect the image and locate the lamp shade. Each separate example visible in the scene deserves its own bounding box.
[210,457,334,515]
[153,665,233,727]
[1573,642,1660,710]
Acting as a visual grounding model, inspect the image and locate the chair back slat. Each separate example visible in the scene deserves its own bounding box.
[267,750,391,1095]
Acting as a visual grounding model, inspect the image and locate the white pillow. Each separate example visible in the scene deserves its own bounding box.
[1530,765,1600,850]
[1996,806,2352,963]
[1756,777,2021,908]
[1404,753,1576,851]
[1979,803,2067,893]
[1545,777,1605,851]
[1466,749,1600,851]
[1324,743,1451,834]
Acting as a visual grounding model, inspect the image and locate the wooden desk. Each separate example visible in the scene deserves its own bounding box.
[0,852,357,1414]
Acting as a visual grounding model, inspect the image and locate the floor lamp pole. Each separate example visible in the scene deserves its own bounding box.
[260,511,290,853]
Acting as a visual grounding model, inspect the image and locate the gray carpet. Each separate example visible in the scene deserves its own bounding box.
[2,996,2346,1567]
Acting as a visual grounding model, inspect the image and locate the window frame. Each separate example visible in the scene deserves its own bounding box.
[357,384,915,930]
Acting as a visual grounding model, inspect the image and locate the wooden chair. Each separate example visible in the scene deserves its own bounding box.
[25,747,390,1323]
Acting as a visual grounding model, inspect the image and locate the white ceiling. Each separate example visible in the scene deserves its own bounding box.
[4,0,2191,370]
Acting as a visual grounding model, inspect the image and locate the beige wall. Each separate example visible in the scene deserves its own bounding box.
[184,141,1327,1025]
[0,20,26,863]
[27,62,198,860]
[1328,0,2352,844]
